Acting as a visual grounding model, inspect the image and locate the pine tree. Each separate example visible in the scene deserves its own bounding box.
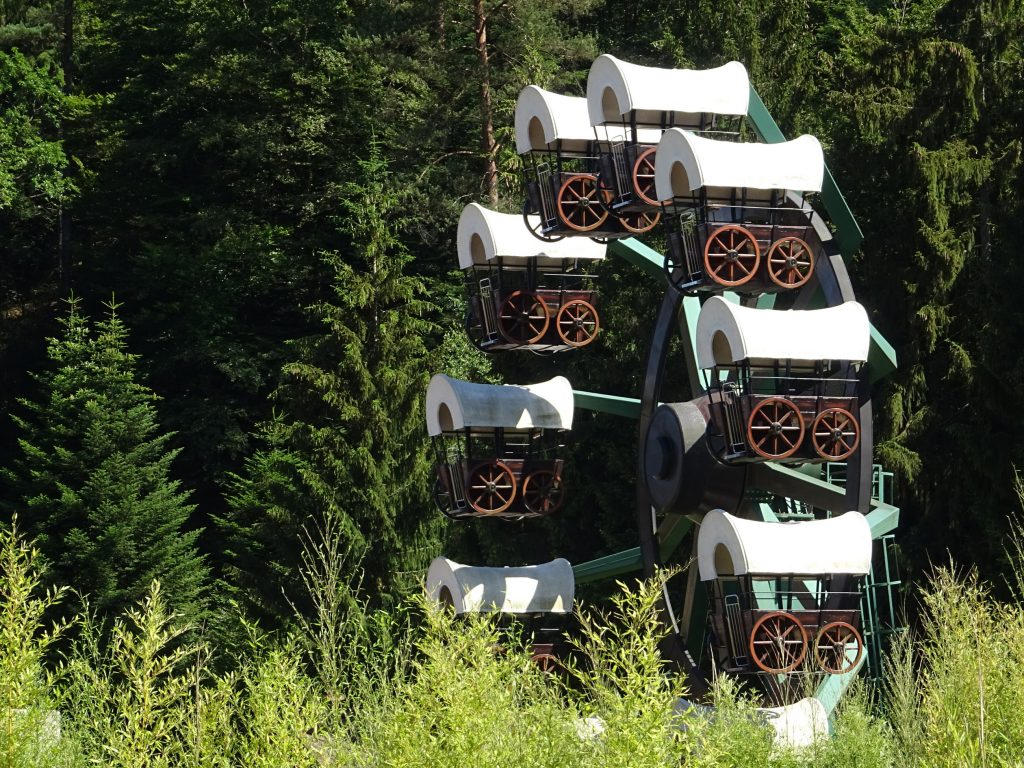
[2,299,208,623]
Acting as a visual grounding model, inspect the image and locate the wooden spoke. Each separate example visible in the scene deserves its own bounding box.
[556,299,600,348]
[814,621,864,674]
[466,461,517,515]
[498,290,550,344]
[619,209,661,234]
[811,407,860,461]
[767,236,815,289]
[556,174,609,232]
[749,611,808,674]
[531,652,560,674]
[631,146,660,206]
[703,224,760,287]
[746,398,805,460]
[522,469,565,515]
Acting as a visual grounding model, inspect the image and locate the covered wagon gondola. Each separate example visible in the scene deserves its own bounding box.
[698,509,872,677]
[654,129,825,292]
[427,374,573,520]
[516,86,648,239]
[695,297,870,463]
[586,55,749,222]
[426,557,574,670]
[457,203,605,351]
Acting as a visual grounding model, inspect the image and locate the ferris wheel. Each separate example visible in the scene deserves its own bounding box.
[425,52,901,737]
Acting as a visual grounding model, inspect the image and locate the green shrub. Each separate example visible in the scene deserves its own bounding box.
[0,519,71,768]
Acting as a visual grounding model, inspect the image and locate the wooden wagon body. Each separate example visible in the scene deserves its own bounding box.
[516,86,660,239]
[696,297,870,463]
[699,510,872,677]
[654,130,826,293]
[426,375,573,520]
[457,203,605,352]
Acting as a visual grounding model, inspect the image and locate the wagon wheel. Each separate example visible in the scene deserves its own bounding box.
[703,224,760,287]
[766,237,815,289]
[522,469,565,515]
[811,407,860,461]
[522,200,565,243]
[498,290,550,345]
[814,621,863,674]
[432,474,453,514]
[749,611,808,674]
[619,209,661,234]
[556,174,609,232]
[466,461,517,515]
[556,299,600,348]
[631,146,659,206]
[746,398,805,460]
[532,652,560,673]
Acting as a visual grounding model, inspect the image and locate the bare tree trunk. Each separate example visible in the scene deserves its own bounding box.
[58,0,73,294]
[473,0,498,205]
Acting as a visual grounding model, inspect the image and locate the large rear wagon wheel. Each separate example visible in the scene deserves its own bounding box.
[746,398,805,460]
[556,174,609,232]
[498,290,550,345]
[466,461,517,515]
[749,612,808,674]
[704,225,760,287]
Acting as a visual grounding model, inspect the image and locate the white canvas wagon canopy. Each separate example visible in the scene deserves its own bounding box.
[426,374,574,436]
[587,55,749,128]
[654,129,824,202]
[456,203,607,269]
[425,557,574,615]
[697,509,872,581]
[515,86,597,155]
[695,296,871,368]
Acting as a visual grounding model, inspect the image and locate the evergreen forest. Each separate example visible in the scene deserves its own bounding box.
[1,0,1024,761]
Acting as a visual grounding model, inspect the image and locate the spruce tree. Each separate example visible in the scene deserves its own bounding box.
[2,299,208,623]
[220,147,441,628]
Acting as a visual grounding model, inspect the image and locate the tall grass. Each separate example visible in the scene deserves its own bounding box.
[3,511,1024,766]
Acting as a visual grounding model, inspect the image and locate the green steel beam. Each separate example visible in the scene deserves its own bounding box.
[746,87,864,258]
[573,547,642,584]
[573,517,695,585]
[572,390,642,419]
[868,326,898,383]
[656,513,694,563]
[607,237,665,280]
[816,654,867,720]
[751,463,900,537]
